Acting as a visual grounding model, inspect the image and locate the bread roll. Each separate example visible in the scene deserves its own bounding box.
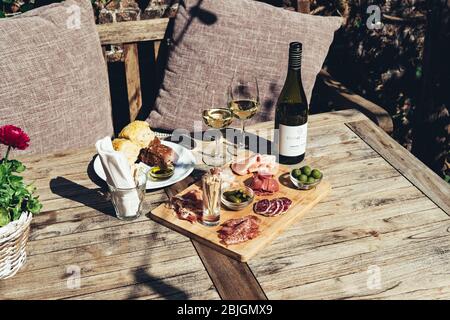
[118,120,155,148]
[112,138,140,167]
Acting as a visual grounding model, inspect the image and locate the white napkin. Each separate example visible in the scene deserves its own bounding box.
[95,137,140,217]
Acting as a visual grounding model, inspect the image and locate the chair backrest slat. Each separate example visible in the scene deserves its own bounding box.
[97,19,168,45]
[297,0,310,14]
[123,43,142,122]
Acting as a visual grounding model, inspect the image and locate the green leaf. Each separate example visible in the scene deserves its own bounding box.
[9,160,26,173]
[10,202,22,221]
[26,184,36,193]
[8,175,24,189]
[0,207,10,227]
[0,11,5,19]
[26,197,42,214]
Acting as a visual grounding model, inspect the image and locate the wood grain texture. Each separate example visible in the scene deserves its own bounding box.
[97,19,168,45]
[2,110,448,300]
[244,114,450,299]
[162,174,267,299]
[124,43,142,122]
[1,152,218,300]
[151,165,331,262]
[193,241,267,300]
[347,120,450,215]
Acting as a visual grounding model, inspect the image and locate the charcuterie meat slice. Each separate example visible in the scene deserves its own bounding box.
[253,197,293,217]
[253,199,270,215]
[218,215,261,245]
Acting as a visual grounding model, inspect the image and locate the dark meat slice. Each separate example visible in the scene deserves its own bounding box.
[218,215,261,245]
[253,199,271,215]
[139,137,175,169]
[268,199,280,215]
[272,199,284,216]
[221,215,260,228]
[271,199,285,216]
[170,190,203,223]
[279,197,292,212]
[247,172,279,195]
[267,178,280,193]
[254,197,293,217]
[248,173,264,190]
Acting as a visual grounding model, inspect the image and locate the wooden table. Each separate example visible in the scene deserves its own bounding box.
[1,109,449,300]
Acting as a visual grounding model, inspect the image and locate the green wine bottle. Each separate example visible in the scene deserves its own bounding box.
[275,42,308,165]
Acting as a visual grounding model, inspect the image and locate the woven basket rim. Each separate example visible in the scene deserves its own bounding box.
[0,212,32,240]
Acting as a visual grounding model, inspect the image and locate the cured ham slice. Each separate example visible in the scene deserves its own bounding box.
[247,172,279,195]
[218,215,261,245]
[231,154,278,176]
[170,190,203,223]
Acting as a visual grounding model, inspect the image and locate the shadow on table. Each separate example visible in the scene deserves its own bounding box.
[49,176,115,217]
[87,155,108,189]
[128,267,189,300]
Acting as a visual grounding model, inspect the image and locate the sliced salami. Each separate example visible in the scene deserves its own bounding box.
[253,197,293,217]
[272,199,284,216]
[267,200,279,215]
[279,197,292,212]
[253,199,270,215]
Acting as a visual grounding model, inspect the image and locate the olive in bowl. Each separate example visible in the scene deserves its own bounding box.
[290,165,323,190]
[221,186,255,211]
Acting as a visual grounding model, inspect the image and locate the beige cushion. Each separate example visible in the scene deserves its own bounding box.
[147,0,342,131]
[0,0,113,155]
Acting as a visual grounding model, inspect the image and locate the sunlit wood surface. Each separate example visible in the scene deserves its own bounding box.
[1,109,448,300]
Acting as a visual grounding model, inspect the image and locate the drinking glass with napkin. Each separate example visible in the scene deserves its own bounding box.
[95,137,147,220]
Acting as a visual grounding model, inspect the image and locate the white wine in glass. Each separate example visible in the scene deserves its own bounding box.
[229,99,260,121]
[202,108,233,129]
[202,107,233,166]
[228,75,260,153]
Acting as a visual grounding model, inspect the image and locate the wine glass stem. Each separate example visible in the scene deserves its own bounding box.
[239,120,246,149]
[215,131,221,158]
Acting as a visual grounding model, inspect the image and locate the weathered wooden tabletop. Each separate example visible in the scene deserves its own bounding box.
[1,109,449,300]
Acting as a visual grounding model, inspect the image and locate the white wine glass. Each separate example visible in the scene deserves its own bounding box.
[227,72,260,155]
[202,88,233,166]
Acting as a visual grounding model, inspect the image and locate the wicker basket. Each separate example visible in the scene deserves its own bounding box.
[0,212,32,279]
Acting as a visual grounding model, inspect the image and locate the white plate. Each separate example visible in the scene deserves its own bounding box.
[93,141,196,190]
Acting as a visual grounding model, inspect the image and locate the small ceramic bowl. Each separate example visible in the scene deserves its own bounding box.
[290,170,323,190]
[221,186,255,211]
[148,165,175,181]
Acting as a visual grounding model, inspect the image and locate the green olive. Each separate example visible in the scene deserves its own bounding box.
[301,166,312,176]
[298,174,308,183]
[306,176,316,184]
[292,169,302,178]
[311,169,322,179]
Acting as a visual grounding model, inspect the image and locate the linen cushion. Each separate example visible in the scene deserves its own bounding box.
[147,0,342,131]
[0,0,113,155]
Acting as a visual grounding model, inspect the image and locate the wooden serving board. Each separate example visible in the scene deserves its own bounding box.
[150,165,331,262]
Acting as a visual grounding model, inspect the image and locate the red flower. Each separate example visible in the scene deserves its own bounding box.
[0,125,30,150]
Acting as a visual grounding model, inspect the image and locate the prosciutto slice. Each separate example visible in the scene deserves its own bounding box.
[170,190,203,223]
[247,172,279,195]
[218,215,261,245]
[231,154,278,176]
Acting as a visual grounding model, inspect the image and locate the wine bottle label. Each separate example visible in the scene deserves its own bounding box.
[278,123,308,156]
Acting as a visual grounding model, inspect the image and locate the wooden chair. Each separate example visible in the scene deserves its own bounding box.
[96,1,394,134]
